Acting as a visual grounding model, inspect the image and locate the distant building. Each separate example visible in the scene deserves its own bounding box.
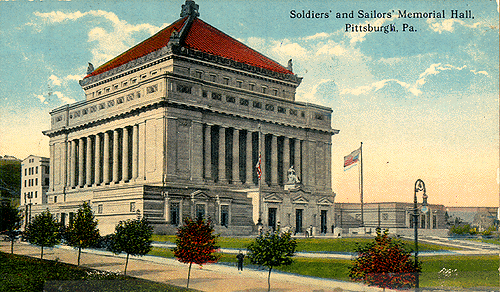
[40,0,338,235]
[20,155,50,226]
[334,202,448,236]
[446,206,497,231]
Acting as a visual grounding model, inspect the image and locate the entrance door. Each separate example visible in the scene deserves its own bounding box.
[295,209,303,233]
[268,208,277,231]
[321,210,327,233]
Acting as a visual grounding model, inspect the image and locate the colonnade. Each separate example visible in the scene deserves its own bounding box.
[202,124,304,187]
[67,125,140,188]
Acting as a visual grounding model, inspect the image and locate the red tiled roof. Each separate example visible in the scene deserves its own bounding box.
[85,17,292,79]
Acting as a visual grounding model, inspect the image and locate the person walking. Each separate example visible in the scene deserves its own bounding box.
[236,250,245,272]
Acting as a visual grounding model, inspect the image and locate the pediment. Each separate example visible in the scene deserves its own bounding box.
[264,193,283,203]
[317,197,334,206]
[190,190,211,200]
[292,194,309,204]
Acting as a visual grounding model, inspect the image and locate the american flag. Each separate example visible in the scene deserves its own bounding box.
[344,148,361,169]
[256,154,262,179]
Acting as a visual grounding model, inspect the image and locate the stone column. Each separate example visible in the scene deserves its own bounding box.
[122,127,129,182]
[218,126,226,183]
[78,138,85,187]
[283,137,290,183]
[259,132,265,184]
[112,129,120,183]
[245,130,253,185]
[232,129,241,184]
[103,131,110,184]
[295,139,301,182]
[204,124,212,181]
[86,136,93,186]
[94,134,101,185]
[132,125,139,180]
[271,134,278,186]
[70,139,77,187]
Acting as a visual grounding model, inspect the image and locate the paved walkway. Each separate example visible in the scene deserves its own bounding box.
[1,241,389,292]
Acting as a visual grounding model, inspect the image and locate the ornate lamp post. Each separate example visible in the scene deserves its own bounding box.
[413,179,428,289]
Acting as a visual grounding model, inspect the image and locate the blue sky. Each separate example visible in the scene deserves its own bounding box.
[0,0,498,206]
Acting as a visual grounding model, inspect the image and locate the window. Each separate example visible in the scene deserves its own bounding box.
[240,98,249,106]
[126,94,134,101]
[116,97,124,104]
[196,204,205,220]
[249,84,255,91]
[147,84,158,94]
[108,100,115,107]
[24,180,27,187]
[136,91,141,98]
[277,106,286,114]
[202,90,208,98]
[105,87,110,93]
[140,74,147,79]
[432,214,437,229]
[170,202,180,225]
[177,84,192,94]
[46,166,50,174]
[315,113,324,120]
[265,104,275,111]
[382,213,389,221]
[252,101,262,109]
[220,205,229,227]
[45,178,49,186]
[113,84,119,90]
[289,109,298,116]
[24,169,27,176]
[211,92,222,101]
[223,77,230,85]
[97,204,103,214]
[35,191,37,198]
[150,70,158,76]
[210,74,217,82]
[122,81,128,87]
[226,96,236,103]
[262,87,267,94]
[300,111,305,118]
[131,78,137,84]
[35,178,38,186]
[195,71,203,79]
[130,202,136,212]
[236,80,243,88]
[54,196,57,203]
[273,89,278,96]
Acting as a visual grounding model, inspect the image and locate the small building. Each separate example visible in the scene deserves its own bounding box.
[20,155,50,226]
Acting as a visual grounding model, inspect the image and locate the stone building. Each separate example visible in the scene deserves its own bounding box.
[40,0,338,235]
[20,155,50,227]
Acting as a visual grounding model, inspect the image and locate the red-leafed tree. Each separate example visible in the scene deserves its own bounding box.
[349,228,421,290]
[173,217,219,288]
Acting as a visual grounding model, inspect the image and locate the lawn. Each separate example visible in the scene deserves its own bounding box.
[0,252,194,292]
[152,235,459,252]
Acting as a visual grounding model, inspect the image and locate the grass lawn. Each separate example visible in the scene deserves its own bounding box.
[152,235,459,252]
[0,252,193,292]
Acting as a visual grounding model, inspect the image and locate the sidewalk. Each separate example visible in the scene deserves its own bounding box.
[0,241,388,292]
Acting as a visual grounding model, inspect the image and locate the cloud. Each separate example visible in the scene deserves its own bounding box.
[427,18,482,33]
[65,74,85,81]
[35,94,47,104]
[303,32,332,40]
[297,79,333,102]
[49,75,62,86]
[416,63,472,86]
[271,41,307,58]
[33,10,166,66]
[316,43,348,57]
[53,91,76,104]
[346,16,398,45]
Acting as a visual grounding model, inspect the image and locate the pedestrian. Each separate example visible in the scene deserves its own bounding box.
[236,250,245,272]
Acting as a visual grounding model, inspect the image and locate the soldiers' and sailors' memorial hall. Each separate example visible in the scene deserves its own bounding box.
[40,0,339,235]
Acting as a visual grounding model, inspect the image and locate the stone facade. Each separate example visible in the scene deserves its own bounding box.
[20,155,50,227]
[39,0,338,235]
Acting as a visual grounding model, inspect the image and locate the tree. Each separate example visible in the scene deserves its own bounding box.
[23,210,61,259]
[349,228,420,290]
[247,229,297,292]
[0,201,22,253]
[64,202,100,265]
[173,217,219,288]
[109,216,153,275]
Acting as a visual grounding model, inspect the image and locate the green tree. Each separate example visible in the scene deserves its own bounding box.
[64,202,100,265]
[109,216,153,275]
[349,228,420,289]
[247,229,297,292]
[0,160,21,200]
[23,210,61,259]
[0,201,22,253]
[173,218,219,288]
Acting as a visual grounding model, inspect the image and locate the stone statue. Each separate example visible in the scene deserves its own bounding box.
[87,62,94,75]
[287,166,300,184]
[287,59,293,72]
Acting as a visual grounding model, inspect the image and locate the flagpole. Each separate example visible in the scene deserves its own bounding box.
[360,142,364,228]
[257,124,263,233]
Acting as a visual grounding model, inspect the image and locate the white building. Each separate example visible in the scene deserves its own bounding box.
[20,155,50,226]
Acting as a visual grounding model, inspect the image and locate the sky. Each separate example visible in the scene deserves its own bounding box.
[0,0,498,207]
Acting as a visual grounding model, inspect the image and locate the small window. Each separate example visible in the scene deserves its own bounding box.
[126,94,134,101]
[108,100,115,107]
[98,204,103,214]
[177,84,192,94]
[273,89,278,96]
[212,92,222,101]
[210,74,217,82]
[382,213,389,221]
[82,109,88,115]
[221,205,229,227]
[122,81,128,87]
[97,90,102,96]
[35,191,37,198]
[150,70,158,76]
[130,202,136,213]
[240,98,249,106]
[54,196,57,203]
[249,84,255,91]
[262,87,267,94]
[113,84,119,90]
[196,204,206,220]
[170,202,180,225]
[236,80,243,88]
[136,91,141,98]
[36,166,38,174]
[253,101,262,109]
[265,104,275,111]
[116,97,124,104]
[99,103,105,110]
[300,111,305,118]
[131,78,137,84]
[140,74,147,79]
[105,87,110,93]
[195,71,203,79]
[226,96,236,103]
[278,106,286,114]
[147,84,158,94]
[45,178,49,186]
[315,113,324,120]
[223,77,230,85]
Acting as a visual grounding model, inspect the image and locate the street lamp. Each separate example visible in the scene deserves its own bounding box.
[413,179,428,289]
